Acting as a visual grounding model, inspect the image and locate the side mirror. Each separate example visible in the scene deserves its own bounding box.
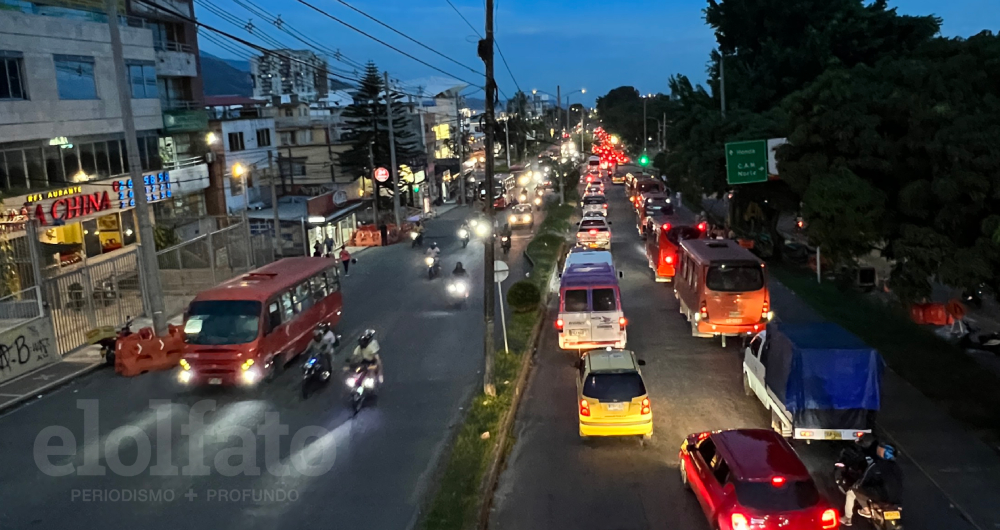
[607,221,612,225]
[637,359,646,366]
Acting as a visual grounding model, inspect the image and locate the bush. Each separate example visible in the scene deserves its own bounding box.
[507,280,541,313]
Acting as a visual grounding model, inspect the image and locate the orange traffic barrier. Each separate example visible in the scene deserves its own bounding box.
[909,302,954,326]
[114,325,185,377]
[910,303,929,325]
[946,299,967,321]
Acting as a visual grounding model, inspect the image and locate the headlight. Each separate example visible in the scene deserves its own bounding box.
[178,370,193,384]
[470,219,479,228]
[509,215,516,223]
[363,377,376,388]
[179,359,191,371]
[534,198,542,205]
[346,375,357,388]
[523,215,532,222]
[410,232,418,239]
[425,257,434,266]
[475,225,489,237]
[459,229,468,237]
[241,368,260,385]
[240,359,255,371]
[447,283,457,293]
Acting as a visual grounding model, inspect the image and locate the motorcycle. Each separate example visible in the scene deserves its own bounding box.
[834,447,904,529]
[426,256,441,279]
[85,317,134,367]
[344,363,378,415]
[500,235,511,255]
[458,227,470,248]
[410,230,424,248]
[447,277,470,308]
[301,333,340,400]
[958,322,1000,356]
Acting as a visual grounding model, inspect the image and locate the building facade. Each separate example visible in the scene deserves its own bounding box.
[251,50,328,103]
[205,98,278,214]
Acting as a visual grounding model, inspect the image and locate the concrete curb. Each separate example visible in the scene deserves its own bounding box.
[476,242,564,530]
[0,362,102,415]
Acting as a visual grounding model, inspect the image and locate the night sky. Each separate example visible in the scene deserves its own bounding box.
[197,0,1000,104]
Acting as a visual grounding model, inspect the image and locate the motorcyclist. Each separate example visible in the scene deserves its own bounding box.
[841,441,903,526]
[306,327,335,376]
[453,261,468,276]
[349,329,383,383]
[412,221,425,246]
[426,241,441,259]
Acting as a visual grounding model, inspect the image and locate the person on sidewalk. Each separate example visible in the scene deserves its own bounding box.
[841,443,903,526]
[313,241,323,257]
[340,246,352,276]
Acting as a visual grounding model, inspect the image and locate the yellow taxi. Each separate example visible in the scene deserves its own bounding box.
[576,348,653,440]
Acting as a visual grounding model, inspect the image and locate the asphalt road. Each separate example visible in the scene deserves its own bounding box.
[489,181,976,530]
[0,204,535,530]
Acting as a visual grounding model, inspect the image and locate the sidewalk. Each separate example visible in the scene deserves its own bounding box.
[0,312,183,413]
[769,280,1000,530]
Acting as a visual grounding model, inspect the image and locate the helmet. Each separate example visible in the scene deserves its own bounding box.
[879,443,896,461]
[313,329,324,341]
[856,433,878,450]
[454,261,465,273]
[358,329,376,349]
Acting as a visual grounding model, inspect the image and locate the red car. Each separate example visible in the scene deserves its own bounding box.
[679,429,839,530]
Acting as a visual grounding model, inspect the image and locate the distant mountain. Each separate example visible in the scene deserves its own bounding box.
[464,97,485,111]
[200,52,253,97]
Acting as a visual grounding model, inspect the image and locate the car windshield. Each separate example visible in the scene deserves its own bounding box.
[667,226,703,245]
[513,206,531,213]
[583,197,606,205]
[184,300,261,345]
[733,480,821,511]
[645,201,674,215]
[582,372,646,402]
[637,182,660,192]
[706,264,764,292]
[580,220,606,228]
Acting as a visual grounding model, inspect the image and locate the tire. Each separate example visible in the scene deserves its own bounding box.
[680,458,690,489]
[743,373,752,396]
[351,394,363,416]
[462,240,468,248]
[105,347,116,367]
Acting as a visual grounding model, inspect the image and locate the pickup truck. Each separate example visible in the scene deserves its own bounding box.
[576,218,612,250]
[743,322,884,441]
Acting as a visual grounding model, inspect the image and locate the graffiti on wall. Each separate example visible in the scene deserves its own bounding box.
[0,318,57,384]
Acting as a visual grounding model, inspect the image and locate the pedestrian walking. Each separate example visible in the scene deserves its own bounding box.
[313,240,323,257]
[325,237,334,255]
[340,246,351,276]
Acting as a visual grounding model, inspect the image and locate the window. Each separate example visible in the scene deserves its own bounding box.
[667,227,702,245]
[326,268,340,293]
[733,480,821,511]
[697,438,717,464]
[0,52,27,100]
[279,132,292,146]
[256,128,271,147]
[280,291,295,321]
[563,289,588,312]
[706,264,764,292]
[228,132,245,152]
[299,129,313,144]
[711,454,731,484]
[749,334,764,359]
[266,301,281,334]
[581,372,646,402]
[127,63,158,98]
[311,275,327,300]
[592,288,618,312]
[284,108,293,117]
[54,55,97,100]
[293,282,312,312]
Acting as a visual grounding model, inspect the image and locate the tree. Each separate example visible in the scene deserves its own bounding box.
[340,62,423,185]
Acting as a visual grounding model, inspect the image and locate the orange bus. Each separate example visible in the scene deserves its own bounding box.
[645,220,707,281]
[674,239,772,346]
[179,257,343,387]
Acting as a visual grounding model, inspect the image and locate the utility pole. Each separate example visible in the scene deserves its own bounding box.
[368,142,380,226]
[268,150,281,256]
[326,123,335,183]
[455,93,465,205]
[505,119,511,167]
[479,0,497,397]
[106,0,167,336]
[556,85,561,131]
[662,112,666,151]
[384,72,401,228]
[643,96,648,153]
[720,52,726,119]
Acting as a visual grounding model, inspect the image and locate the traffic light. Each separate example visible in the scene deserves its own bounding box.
[638,154,650,167]
[413,185,420,193]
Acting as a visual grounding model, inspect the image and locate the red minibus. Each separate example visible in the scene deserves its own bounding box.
[645,221,707,281]
[179,257,343,386]
[674,239,772,346]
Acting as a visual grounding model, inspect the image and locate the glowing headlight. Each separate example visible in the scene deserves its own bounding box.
[363,377,376,389]
[425,257,434,266]
[470,219,479,228]
[475,225,489,237]
[178,370,192,384]
[519,195,527,202]
[523,215,532,222]
[410,232,418,240]
[447,283,457,293]
[459,229,469,238]
[179,359,191,371]
[241,368,260,384]
[346,376,358,388]
[509,215,516,223]
[240,359,255,371]
[534,197,542,205]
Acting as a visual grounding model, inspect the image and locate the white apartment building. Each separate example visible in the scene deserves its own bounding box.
[251,49,328,103]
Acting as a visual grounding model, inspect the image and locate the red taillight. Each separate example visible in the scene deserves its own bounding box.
[762,299,771,320]
[555,318,564,331]
[661,223,671,231]
[579,399,591,416]
[602,204,608,209]
[731,513,749,530]
[699,302,708,320]
[619,316,627,330]
[641,398,650,415]
[821,508,838,529]
[665,255,674,264]
[771,476,786,487]
[589,229,598,235]
[697,221,708,231]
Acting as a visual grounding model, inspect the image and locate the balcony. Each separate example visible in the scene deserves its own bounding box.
[155,43,197,77]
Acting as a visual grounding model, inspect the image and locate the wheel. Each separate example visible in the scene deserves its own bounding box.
[680,458,690,489]
[743,373,752,396]
[352,395,363,416]
[462,240,468,248]
[428,268,434,280]
[105,348,116,367]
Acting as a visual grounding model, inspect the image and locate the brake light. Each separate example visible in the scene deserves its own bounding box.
[821,508,838,529]
[556,318,564,331]
[665,255,674,264]
[771,476,786,487]
[661,223,671,231]
[697,431,710,441]
[602,204,608,209]
[731,513,749,530]
[589,229,598,235]
[641,398,650,415]
[697,221,708,231]
[762,299,773,321]
[579,399,591,416]
[619,316,627,330]
[699,302,708,320]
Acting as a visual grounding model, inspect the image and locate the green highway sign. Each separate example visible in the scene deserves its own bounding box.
[725,140,768,184]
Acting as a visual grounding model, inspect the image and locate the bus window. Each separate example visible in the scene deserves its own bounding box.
[706,264,764,292]
[326,267,341,293]
[295,282,313,312]
[592,288,618,311]
[280,291,295,321]
[311,275,327,301]
[266,301,281,334]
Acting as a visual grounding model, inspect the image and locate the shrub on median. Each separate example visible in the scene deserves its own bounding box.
[507,280,541,313]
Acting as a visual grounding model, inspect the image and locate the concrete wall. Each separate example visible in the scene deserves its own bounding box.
[0,317,58,385]
[155,49,197,77]
[0,11,162,143]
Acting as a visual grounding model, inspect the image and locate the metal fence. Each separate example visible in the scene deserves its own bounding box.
[0,286,44,334]
[157,220,274,296]
[43,249,144,355]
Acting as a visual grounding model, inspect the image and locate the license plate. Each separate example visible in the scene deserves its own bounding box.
[570,329,587,337]
[883,511,900,520]
[729,311,742,317]
[726,318,742,324]
[824,431,842,440]
[606,402,626,411]
[209,378,222,385]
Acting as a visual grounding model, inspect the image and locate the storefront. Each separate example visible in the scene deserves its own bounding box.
[1,170,175,274]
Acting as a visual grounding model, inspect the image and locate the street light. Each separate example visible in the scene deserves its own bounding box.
[231,163,250,211]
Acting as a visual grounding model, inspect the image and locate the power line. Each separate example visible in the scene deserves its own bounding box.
[445,0,481,38]
[440,0,517,98]
[295,0,484,89]
[494,43,521,94]
[331,0,484,77]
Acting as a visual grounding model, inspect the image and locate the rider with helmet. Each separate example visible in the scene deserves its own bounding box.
[841,436,903,526]
[350,329,383,383]
[307,326,336,376]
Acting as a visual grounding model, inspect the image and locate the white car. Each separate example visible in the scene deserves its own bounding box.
[576,217,612,250]
[581,194,608,217]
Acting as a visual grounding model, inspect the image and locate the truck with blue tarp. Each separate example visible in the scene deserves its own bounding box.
[742,322,884,441]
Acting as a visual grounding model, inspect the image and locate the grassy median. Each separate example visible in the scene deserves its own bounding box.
[420,194,572,530]
[772,265,1000,440]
